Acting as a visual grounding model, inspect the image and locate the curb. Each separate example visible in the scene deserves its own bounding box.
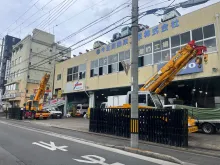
[6,118,220,157]
[50,125,220,157]
[113,146,183,165]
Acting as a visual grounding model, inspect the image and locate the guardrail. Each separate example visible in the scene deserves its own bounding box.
[89,108,188,147]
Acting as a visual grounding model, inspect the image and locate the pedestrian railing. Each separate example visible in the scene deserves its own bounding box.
[89,108,188,147]
[6,108,23,120]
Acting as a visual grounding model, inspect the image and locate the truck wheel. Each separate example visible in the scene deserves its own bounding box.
[202,123,215,134]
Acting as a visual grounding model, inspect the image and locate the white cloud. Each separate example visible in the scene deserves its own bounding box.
[0,0,219,55]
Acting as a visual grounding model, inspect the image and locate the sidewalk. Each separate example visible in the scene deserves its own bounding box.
[23,117,220,152]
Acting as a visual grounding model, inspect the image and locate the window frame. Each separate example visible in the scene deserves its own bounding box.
[108,54,119,74]
[90,59,99,77]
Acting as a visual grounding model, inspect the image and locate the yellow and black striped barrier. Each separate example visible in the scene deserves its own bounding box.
[130,118,139,134]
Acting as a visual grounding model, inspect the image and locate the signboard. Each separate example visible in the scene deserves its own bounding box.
[73,81,84,91]
[96,18,180,55]
[57,90,62,98]
[157,59,203,75]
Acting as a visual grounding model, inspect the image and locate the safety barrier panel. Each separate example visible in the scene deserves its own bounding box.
[6,108,23,120]
[89,108,188,147]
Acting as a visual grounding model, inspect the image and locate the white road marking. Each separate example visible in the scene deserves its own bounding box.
[0,121,179,165]
[73,155,124,165]
[32,141,68,151]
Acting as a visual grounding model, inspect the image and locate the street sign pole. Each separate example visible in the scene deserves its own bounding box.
[130,0,139,148]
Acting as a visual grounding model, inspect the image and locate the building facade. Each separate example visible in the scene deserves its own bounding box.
[2,29,71,107]
[54,2,220,113]
[0,35,21,94]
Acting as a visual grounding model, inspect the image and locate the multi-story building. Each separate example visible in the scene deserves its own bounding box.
[53,2,220,114]
[2,29,71,107]
[0,35,21,94]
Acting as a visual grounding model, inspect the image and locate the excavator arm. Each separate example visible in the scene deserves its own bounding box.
[140,40,207,94]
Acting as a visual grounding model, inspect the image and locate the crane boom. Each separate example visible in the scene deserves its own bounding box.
[140,40,207,94]
[34,73,50,102]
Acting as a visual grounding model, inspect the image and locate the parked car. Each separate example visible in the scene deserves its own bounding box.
[47,107,63,119]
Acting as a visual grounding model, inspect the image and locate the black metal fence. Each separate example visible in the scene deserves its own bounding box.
[6,108,23,120]
[89,108,188,147]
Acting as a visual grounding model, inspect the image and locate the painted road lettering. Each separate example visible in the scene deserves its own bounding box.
[32,141,68,151]
[73,155,124,165]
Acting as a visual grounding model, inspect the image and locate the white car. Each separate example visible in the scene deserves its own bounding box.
[47,107,63,119]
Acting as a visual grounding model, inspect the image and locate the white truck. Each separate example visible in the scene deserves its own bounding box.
[76,104,89,116]
[100,95,127,108]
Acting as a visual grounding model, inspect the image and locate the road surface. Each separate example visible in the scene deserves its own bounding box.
[0,120,178,165]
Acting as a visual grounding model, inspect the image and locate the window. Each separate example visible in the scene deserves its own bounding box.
[147,94,155,107]
[79,64,86,79]
[145,43,152,54]
[129,94,146,104]
[139,46,145,56]
[90,60,99,77]
[153,52,161,64]
[15,59,17,65]
[72,66,78,81]
[161,38,169,50]
[204,38,217,52]
[108,54,118,74]
[67,68,72,82]
[119,50,130,71]
[171,47,180,57]
[138,56,144,67]
[192,24,216,53]
[57,74,61,80]
[67,66,79,82]
[153,40,161,52]
[180,31,190,45]
[144,54,152,65]
[192,28,203,41]
[138,94,146,104]
[171,35,180,47]
[16,70,20,77]
[19,57,21,63]
[203,24,215,39]
[162,50,170,62]
[99,57,107,75]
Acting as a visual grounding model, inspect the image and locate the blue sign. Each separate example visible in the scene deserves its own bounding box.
[96,18,180,55]
[171,19,179,28]
[161,23,168,32]
[157,59,203,75]
[152,26,159,35]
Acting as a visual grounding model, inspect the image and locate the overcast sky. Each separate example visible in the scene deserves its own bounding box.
[0,0,219,55]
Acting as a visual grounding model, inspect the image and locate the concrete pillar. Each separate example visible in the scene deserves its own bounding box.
[64,95,68,116]
[89,92,95,108]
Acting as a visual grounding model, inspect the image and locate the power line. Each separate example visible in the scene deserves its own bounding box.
[9,0,131,71]
[14,15,132,75]
[17,9,148,74]
[40,0,79,31]
[52,0,106,28]
[8,0,55,34]
[58,0,131,43]
[139,0,171,11]
[37,0,75,29]
[11,0,68,36]
[0,0,41,36]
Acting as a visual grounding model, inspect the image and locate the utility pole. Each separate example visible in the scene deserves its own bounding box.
[130,0,139,148]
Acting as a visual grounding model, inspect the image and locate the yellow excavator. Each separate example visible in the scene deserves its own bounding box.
[88,40,207,133]
[24,73,51,119]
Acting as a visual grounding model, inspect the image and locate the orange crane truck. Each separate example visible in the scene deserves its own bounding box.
[24,73,51,119]
[101,40,207,133]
